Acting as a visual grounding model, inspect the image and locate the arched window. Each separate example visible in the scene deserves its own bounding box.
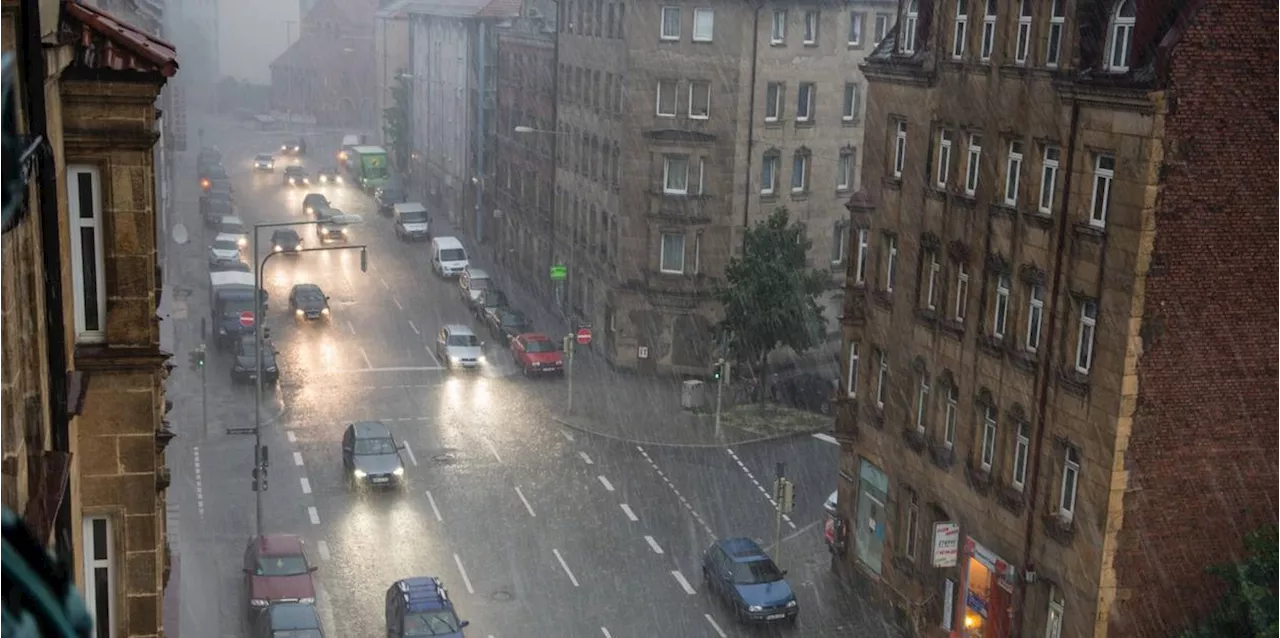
[1106,0,1136,72]
[901,0,919,54]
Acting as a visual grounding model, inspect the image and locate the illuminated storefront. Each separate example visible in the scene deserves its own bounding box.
[959,537,1015,638]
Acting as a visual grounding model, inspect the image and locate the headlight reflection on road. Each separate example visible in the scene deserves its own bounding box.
[471,377,491,408]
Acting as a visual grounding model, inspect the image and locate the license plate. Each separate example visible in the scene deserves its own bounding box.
[766,614,785,620]
[371,477,389,484]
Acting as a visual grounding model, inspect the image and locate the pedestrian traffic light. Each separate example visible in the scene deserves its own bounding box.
[252,467,269,492]
[779,478,795,515]
[713,358,730,383]
[188,348,205,371]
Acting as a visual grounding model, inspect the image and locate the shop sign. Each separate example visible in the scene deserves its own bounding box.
[967,591,988,618]
[932,522,960,567]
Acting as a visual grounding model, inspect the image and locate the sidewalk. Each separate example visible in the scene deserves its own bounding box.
[432,217,832,447]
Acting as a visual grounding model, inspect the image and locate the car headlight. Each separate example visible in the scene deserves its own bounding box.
[477,355,486,363]
[302,178,310,184]
[299,597,315,605]
[305,206,313,214]
[786,600,797,608]
[218,328,227,335]
[339,228,348,235]
[334,176,342,183]
[295,309,304,316]
[748,605,763,612]
[238,238,247,247]
[353,469,367,478]
[393,467,405,476]
[293,245,302,252]
[281,145,287,151]
[274,245,283,252]
[320,308,330,315]
[251,598,269,607]
[449,356,459,363]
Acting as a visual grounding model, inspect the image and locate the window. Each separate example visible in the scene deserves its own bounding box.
[655,79,677,116]
[965,133,982,195]
[924,251,940,310]
[1106,0,1136,72]
[892,120,907,178]
[69,166,106,344]
[1039,146,1061,214]
[82,516,115,638]
[980,406,997,471]
[791,153,808,192]
[1026,284,1044,351]
[943,385,958,448]
[803,10,819,43]
[914,373,930,432]
[1004,139,1023,205]
[660,232,685,273]
[952,0,968,59]
[662,154,689,194]
[692,8,714,41]
[848,12,863,45]
[980,0,997,60]
[1046,590,1065,638]
[885,236,898,293]
[693,232,702,273]
[993,274,1010,338]
[901,0,918,53]
[837,150,854,190]
[1090,154,1115,227]
[761,152,780,194]
[855,229,869,284]
[688,80,710,118]
[875,351,888,408]
[936,129,953,188]
[764,82,782,121]
[660,6,680,39]
[1059,446,1080,520]
[874,13,890,44]
[845,342,860,398]
[1013,421,1030,489]
[1015,0,1032,64]
[842,82,860,121]
[695,157,706,195]
[1046,0,1065,66]
[904,495,919,558]
[1075,300,1098,373]
[954,263,969,320]
[796,82,814,121]
[771,9,786,43]
[832,223,848,263]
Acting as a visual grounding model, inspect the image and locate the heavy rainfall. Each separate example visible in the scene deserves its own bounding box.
[0,0,1275,638]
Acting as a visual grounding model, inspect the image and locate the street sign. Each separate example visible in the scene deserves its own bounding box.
[550,264,567,281]
[932,522,961,568]
[576,328,592,345]
[239,311,255,327]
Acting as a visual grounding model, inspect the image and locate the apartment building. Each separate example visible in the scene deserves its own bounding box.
[831,1,1277,637]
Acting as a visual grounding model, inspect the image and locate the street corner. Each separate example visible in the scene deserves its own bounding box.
[709,403,832,443]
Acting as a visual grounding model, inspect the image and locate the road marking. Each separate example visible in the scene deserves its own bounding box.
[286,430,297,443]
[704,614,728,637]
[193,446,205,520]
[346,320,355,335]
[671,570,696,595]
[484,438,504,463]
[408,320,419,335]
[598,476,615,492]
[514,486,536,517]
[380,277,390,290]
[578,451,594,465]
[425,491,443,522]
[552,549,580,587]
[638,446,716,539]
[423,344,443,367]
[453,553,475,594]
[601,629,613,638]
[293,451,304,466]
[620,503,638,522]
[727,448,797,530]
[359,347,372,369]
[344,366,445,373]
[644,535,664,554]
[307,506,320,525]
[401,440,418,466]
[300,477,312,494]
[316,540,330,561]
[559,430,575,442]
[393,297,403,310]
[813,432,838,445]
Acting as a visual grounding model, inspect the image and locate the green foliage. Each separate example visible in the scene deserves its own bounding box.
[714,207,828,382]
[1183,525,1278,638]
[382,69,412,172]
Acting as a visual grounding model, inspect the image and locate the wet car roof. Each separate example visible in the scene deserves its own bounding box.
[256,534,305,555]
[350,421,392,439]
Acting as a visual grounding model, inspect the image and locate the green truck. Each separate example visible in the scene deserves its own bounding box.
[348,145,390,192]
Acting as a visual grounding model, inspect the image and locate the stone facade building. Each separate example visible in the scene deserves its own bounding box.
[270,0,379,128]
[831,0,1276,637]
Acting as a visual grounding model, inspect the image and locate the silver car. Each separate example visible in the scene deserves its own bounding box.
[435,324,485,370]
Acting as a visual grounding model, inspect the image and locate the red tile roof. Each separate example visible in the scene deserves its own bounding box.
[63,0,179,77]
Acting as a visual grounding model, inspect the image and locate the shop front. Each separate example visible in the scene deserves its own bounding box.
[958,536,1016,638]
[853,458,888,574]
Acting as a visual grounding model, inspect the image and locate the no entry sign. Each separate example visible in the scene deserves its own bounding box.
[576,328,592,345]
[239,311,256,327]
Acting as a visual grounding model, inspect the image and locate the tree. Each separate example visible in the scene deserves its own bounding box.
[382,69,411,174]
[714,207,829,398]
[1184,525,1278,638]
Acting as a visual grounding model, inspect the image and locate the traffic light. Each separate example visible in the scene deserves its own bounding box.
[188,348,205,371]
[778,478,795,515]
[252,467,269,492]
[259,445,270,468]
[712,358,730,384]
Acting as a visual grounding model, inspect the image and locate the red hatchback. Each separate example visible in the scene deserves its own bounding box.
[510,333,564,376]
[243,534,317,617]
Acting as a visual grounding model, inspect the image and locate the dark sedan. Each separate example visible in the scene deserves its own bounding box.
[231,336,279,385]
[316,167,342,184]
[283,166,310,186]
[271,229,303,254]
[289,284,330,322]
[485,308,531,342]
[375,185,406,212]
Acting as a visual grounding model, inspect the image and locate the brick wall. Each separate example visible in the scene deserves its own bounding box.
[1110,0,1280,635]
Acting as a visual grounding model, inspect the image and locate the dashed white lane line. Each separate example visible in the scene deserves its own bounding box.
[553,549,580,587]
[704,614,728,637]
[359,346,372,369]
[316,540,330,561]
[345,320,355,335]
[601,628,613,638]
[813,432,838,445]
[286,430,297,444]
[425,491,443,522]
[293,451,304,466]
[638,446,715,539]
[484,438,504,463]
[403,440,418,466]
[380,277,390,290]
[193,446,205,520]
[644,535,664,554]
[307,506,320,525]
[597,476,615,492]
[578,451,594,465]
[559,430,575,442]
[392,297,403,310]
[423,344,443,367]
[408,320,419,335]
[671,570,697,595]
[514,486,537,517]
[620,503,639,522]
[300,477,312,494]
[727,448,797,530]
[453,553,475,594]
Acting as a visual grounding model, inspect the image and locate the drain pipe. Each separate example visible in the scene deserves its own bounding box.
[739,3,762,252]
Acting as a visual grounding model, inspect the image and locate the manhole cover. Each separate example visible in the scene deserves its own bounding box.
[431,453,458,464]
[490,590,514,602]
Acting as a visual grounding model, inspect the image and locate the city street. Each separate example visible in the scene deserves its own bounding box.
[163,116,899,638]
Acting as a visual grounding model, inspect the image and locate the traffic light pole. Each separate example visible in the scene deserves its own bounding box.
[714,358,725,439]
[565,336,575,415]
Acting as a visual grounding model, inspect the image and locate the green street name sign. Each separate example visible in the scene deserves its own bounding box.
[550,264,567,281]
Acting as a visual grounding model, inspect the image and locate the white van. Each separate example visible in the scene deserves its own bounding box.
[393,202,430,241]
[430,236,469,278]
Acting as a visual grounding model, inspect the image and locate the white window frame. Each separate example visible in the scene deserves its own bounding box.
[695,157,706,195]
[842,82,859,121]
[790,153,808,192]
[660,6,681,40]
[796,82,814,121]
[914,373,930,433]
[1090,154,1115,228]
[1046,0,1065,67]
[993,274,1010,338]
[893,120,907,178]
[901,0,918,54]
[771,9,786,44]
[925,251,940,310]
[848,12,863,46]
[954,263,969,320]
[1059,446,1080,521]
[874,13,889,44]
[764,82,781,121]
[855,229,869,284]
[1026,284,1044,352]
[1004,139,1023,205]
[692,8,714,42]
[662,154,689,194]
[845,342,860,398]
[82,516,116,637]
[761,153,780,194]
[1106,0,1136,72]
[655,79,677,117]
[837,150,853,191]
[875,351,888,408]
[693,231,702,274]
[936,129,953,189]
[68,165,107,344]
[1015,0,1032,64]
[688,80,710,119]
[659,232,685,273]
[803,10,819,44]
[1076,300,1098,373]
[904,497,919,558]
[952,0,968,59]
[980,0,997,60]
[1046,590,1065,638]
[885,236,898,293]
[980,406,997,471]
[943,384,958,448]
[1013,421,1030,489]
[965,133,982,195]
[1039,145,1061,214]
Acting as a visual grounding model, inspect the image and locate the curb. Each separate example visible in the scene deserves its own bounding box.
[550,415,830,449]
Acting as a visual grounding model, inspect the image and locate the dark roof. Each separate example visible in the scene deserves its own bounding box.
[63,0,179,77]
[267,603,322,630]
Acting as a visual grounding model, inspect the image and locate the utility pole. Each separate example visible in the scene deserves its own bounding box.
[564,335,574,415]
[252,227,266,538]
[713,358,729,438]
[200,318,208,440]
[773,462,794,560]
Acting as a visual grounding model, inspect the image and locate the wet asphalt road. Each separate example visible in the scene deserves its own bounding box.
[164,117,895,638]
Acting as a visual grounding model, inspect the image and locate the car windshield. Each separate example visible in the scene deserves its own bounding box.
[256,553,309,576]
[500,312,527,327]
[447,334,481,347]
[353,437,397,455]
[275,233,299,244]
[467,278,489,291]
[440,248,466,262]
[213,240,238,251]
[525,339,557,353]
[732,559,785,585]
[403,611,462,636]
[220,223,246,235]
[256,155,272,161]
[272,630,322,638]
[239,340,258,357]
[401,212,428,223]
[297,292,324,304]
[221,299,254,315]
[483,291,508,308]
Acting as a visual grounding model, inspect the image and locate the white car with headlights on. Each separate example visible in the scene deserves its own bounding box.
[253,154,275,172]
[435,324,485,371]
[209,234,242,267]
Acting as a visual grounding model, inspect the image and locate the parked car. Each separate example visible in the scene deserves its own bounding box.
[484,308,531,342]
[212,259,252,274]
[768,372,837,415]
[473,288,508,321]
[375,184,406,212]
[242,534,317,619]
[701,537,798,624]
[385,577,470,638]
[252,602,324,638]
[253,154,275,172]
[209,235,242,267]
[216,215,249,248]
[200,193,234,226]
[510,333,564,376]
[341,421,407,489]
[231,335,278,385]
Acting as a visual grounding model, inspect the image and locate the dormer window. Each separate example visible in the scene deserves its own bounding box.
[901,0,919,54]
[1106,0,1136,72]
